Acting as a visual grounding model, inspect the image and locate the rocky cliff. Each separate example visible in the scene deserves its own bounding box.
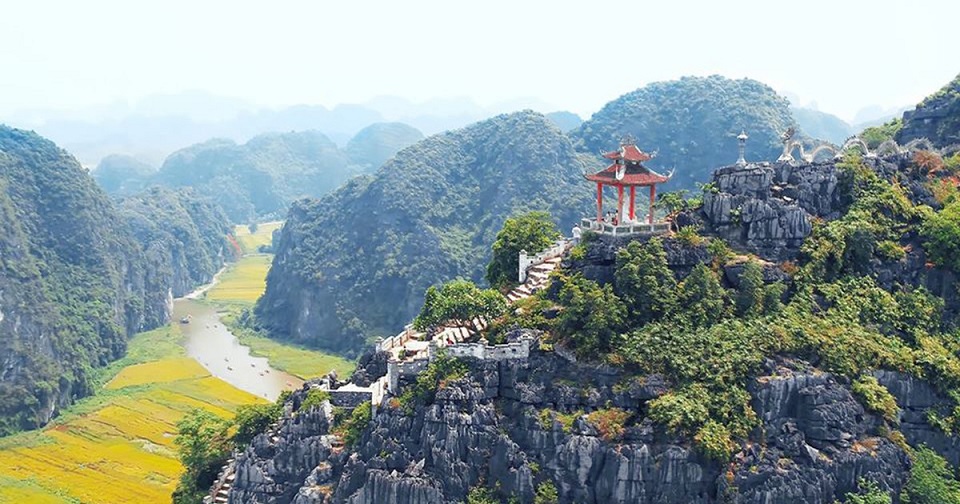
[0,126,232,433]
[896,73,960,149]
[223,334,938,504]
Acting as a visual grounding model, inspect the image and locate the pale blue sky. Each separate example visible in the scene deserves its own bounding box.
[0,0,956,122]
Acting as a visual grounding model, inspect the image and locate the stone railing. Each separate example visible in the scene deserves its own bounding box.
[518,238,570,283]
[377,324,417,352]
[580,218,670,237]
[444,338,532,361]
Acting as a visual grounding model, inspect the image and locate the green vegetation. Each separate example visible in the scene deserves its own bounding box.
[837,480,892,504]
[0,324,263,504]
[573,75,798,189]
[0,126,233,435]
[206,255,272,305]
[397,355,469,412]
[299,389,332,412]
[922,199,960,271]
[851,376,899,423]
[172,410,232,504]
[861,119,903,150]
[901,447,960,504]
[335,401,372,446]
[493,155,960,460]
[466,486,498,504]
[534,481,559,504]
[486,211,561,289]
[897,72,960,149]
[614,239,677,326]
[345,122,424,172]
[414,279,508,334]
[153,132,347,222]
[92,154,156,195]
[586,408,631,442]
[254,111,594,355]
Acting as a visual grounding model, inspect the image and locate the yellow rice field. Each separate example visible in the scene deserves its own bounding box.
[205,254,272,304]
[233,220,283,255]
[0,326,264,504]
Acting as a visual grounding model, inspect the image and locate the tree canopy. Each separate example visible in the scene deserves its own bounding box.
[413,279,507,334]
[486,211,561,289]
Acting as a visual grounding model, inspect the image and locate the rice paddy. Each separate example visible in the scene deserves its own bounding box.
[0,326,265,504]
[0,217,354,502]
[233,220,283,255]
[205,254,272,304]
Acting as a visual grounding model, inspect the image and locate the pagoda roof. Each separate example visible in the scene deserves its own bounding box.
[602,144,653,163]
[586,162,671,186]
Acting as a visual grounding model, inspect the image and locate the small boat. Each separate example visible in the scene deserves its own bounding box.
[179,316,191,324]
[258,372,264,376]
[264,369,270,374]
[227,366,234,371]
[250,363,256,368]
[224,357,229,362]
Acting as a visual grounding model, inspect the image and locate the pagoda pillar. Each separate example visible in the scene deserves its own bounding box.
[596,182,603,222]
[648,184,656,225]
[617,185,624,224]
[629,186,636,221]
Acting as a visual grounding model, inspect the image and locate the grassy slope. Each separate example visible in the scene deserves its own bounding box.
[0,326,264,504]
[209,223,356,379]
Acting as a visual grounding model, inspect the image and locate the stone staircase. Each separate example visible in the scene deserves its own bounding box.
[206,420,282,504]
[506,256,561,303]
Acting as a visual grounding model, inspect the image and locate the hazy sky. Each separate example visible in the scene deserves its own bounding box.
[1,0,957,122]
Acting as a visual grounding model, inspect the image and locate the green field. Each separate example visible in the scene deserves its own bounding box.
[0,326,264,504]
[233,221,283,255]
[205,255,272,305]
[209,221,356,380]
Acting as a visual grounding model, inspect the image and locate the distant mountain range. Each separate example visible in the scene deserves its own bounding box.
[94,123,425,223]
[6,92,567,168]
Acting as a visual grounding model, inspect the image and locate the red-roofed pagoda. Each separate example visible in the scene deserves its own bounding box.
[584,136,672,232]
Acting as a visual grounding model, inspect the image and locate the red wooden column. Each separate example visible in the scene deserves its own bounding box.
[617,185,624,224]
[596,182,603,222]
[648,184,656,224]
[629,186,636,221]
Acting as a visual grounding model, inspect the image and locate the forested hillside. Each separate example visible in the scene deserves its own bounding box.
[0,126,233,434]
[572,75,799,189]
[94,124,424,223]
[898,72,960,148]
[254,111,593,355]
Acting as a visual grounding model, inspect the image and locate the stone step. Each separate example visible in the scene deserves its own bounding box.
[506,292,521,302]
[515,285,532,296]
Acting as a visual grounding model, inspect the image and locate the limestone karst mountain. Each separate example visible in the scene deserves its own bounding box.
[572,75,799,189]
[0,126,233,434]
[94,124,424,223]
[897,72,960,148]
[254,111,593,355]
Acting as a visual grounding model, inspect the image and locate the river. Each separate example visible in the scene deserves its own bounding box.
[173,299,303,401]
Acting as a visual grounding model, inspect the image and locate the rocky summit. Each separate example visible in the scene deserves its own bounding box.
[222,330,960,504]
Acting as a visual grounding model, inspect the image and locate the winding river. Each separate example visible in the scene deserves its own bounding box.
[173,299,303,401]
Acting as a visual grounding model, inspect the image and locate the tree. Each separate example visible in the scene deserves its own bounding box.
[922,200,960,271]
[901,447,960,504]
[486,211,561,289]
[735,260,765,317]
[534,481,559,504]
[173,409,233,504]
[557,274,626,355]
[614,238,677,325]
[413,279,507,334]
[677,263,728,327]
[839,480,892,504]
[232,402,282,448]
